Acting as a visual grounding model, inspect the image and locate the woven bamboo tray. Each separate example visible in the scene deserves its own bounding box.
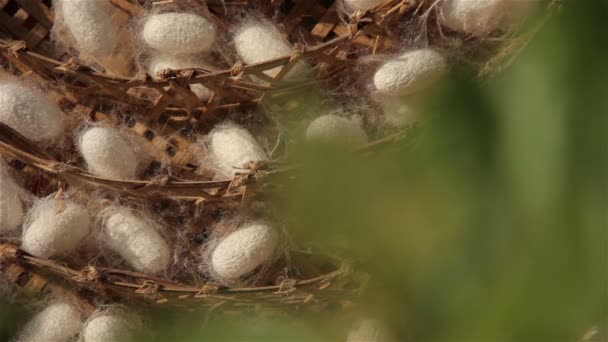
[0,0,553,315]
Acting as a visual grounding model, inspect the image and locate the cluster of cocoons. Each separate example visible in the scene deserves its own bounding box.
[0,80,63,143]
[0,159,24,233]
[147,54,215,100]
[22,197,91,258]
[82,312,131,342]
[78,127,139,180]
[58,0,121,58]
[211,222,279,283]
[234,21,308,78]
[18,302,84,342]
[102,206,171,274]
[207,123,269,177]
[306,114,368,145]
[143,13,216,55]
[438,0,537,36]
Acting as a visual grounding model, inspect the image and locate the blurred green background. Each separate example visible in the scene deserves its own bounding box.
[2,1,607,341]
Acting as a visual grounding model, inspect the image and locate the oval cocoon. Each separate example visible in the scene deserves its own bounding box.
[0,81,63,142]
[0,159,24,233]
[102,207,171,274]
[83,314,130,342]
[373,49,447,96]
[60,0,120,56]
[306,114,368,145]
[211,222,279,282]
[22,198,91,258]
[439,0,537,35]
[208,123,269,177]
[343,0,386,12]
[79,127,138,180]
[143,13,216,54]
[234,21,308,77]
[18,302,83,342]
[147,53,215,99]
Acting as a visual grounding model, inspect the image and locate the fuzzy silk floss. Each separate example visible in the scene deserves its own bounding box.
[59,0,121,57]
[373,49,447,96]
[143,13,216,54]
[346,319,391,342]
[147,53,215,99]
[0,81,63,142]
[79,127,139,180]
[18,302,83,342]
[211,222,279,282]
[102,206,171,274]
[208,123,269,177]
[233,21,308,77]
[82,314,131,342]
[0,159,24,233]
[306,114,369,145]
[21,197,91,258]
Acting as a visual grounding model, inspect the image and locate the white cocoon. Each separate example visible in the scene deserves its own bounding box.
[83,314,130,342]
[22,197,91,258]
[439,0,537,35]
[343,0,386,12]
[373,49,447,96]
[233,21,308,78]
[102,206,170,274]
[18,302,83,342]
[0,159,24,233]
[208,123,269,177]
[60,0,120,57]
[147,53,215,99]
[211,222,279,282]
[306,114,368,145]
[0,81,63,142]
[143,13,216,54]
[78,127,138,180]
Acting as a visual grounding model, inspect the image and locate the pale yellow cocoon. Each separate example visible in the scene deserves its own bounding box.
[18,302,83,342]
[343,0,386,12]
[78,127,138,180]
[143,13,216,54]
[306,114,368,145]
[211,222,279,282]
[233,21,309,78]
[208,123,269,177]
[373,49,447,96]
[439,0,538,36]
[147,53,215,99]
[60,0,120,57]
[0,159,24,233]
[83,314,131,342]
[102,206,171,274]
[22,198,91,258]
[0,81,63,142]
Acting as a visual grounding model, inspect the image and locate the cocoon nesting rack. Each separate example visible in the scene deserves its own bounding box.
[0,0,550,324]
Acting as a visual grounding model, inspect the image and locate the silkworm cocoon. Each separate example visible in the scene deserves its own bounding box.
[102,207,171,274]
[438,0,537,36]
[18,302,83,342]
[147,53,215,99]
[211,222,279,282]
[22,198,90,258]
[374,49,447,96]
[343,0,386,12]
[234,21,308,78]
[0,81,63,142]
[208,123,269,177]
[83,314,131,342]
[78,127,138,180]
[306,114,368,145]
[59,0,121,57]
[143,13,216,54]
[0,159,24,233]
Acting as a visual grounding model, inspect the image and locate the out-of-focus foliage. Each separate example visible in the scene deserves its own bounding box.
[2,1,607,341]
